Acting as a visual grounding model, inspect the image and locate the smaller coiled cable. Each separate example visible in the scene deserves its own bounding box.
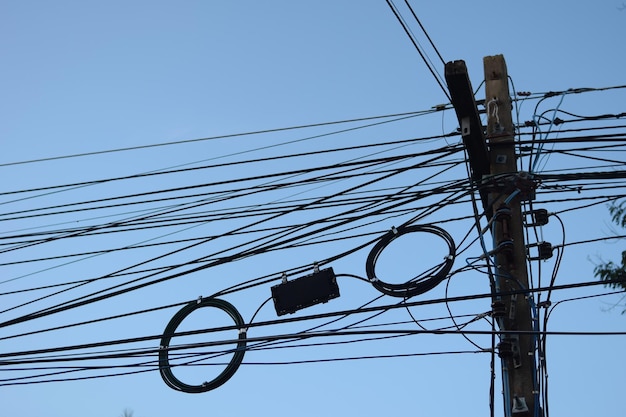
[159,297,246,393]
[365,224,456,298]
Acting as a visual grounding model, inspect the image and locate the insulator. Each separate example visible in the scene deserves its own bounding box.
[497,339,514,358]
[491,301,507,319]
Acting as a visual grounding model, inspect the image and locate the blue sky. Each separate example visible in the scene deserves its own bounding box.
[1,2,625,417]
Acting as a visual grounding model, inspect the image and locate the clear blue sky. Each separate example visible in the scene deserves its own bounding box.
[1,2,625,416]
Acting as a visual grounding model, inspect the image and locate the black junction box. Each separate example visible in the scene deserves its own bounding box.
[271,267,340,316]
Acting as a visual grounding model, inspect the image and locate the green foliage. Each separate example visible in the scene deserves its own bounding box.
[120,409,134,417]
[609,200,626,229]
[594,253,626,290]
[594,200,626,291]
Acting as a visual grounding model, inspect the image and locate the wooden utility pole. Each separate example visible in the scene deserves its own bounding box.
[447,54,538,416]
[484,54,537,416]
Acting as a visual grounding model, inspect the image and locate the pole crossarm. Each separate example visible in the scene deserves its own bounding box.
[445,60,491,214]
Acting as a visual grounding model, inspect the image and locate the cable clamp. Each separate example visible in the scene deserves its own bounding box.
[239,327,247,335]
[197,296,203,304]
[313,262,320,273]
[526,241,553,260]
[512,396,529,414]
[524,208,549,227]
[494,204,512,220]
[281,272,288,283]
[391,226,398,235]
[514,171,538,201]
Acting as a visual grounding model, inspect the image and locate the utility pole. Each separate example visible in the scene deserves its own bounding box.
[447,54,538,417]
[484,54,537,417]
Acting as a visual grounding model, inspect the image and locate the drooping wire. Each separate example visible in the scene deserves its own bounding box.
[0,110,437,169]
[384,0,451,102]
[403,0,446,66]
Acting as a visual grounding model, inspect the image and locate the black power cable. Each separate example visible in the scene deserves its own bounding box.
[365,224,455,297]
[158,297,246,393]
[385,0,451,102]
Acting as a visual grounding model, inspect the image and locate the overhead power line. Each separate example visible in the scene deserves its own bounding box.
[385,0,451,102]
[0,110,435,168]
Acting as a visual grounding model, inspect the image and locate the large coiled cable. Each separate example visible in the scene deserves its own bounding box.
[366,224,455,298]
[159,297,246,393]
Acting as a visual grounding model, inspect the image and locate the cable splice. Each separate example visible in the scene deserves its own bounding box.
[365,224,456,298]
[158,297,246,393]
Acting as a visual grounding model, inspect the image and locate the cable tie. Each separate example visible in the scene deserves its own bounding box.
[281,272,287,283]
[313,262,320,273]
[197,296,202,304]
[486,97,501,127]
[391,226,398,235]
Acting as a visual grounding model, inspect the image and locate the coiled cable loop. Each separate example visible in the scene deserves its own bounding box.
[365,224,455,298]
[159,297,246,393]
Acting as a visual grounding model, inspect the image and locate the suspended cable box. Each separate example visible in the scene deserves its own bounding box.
[271,267,340,316]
